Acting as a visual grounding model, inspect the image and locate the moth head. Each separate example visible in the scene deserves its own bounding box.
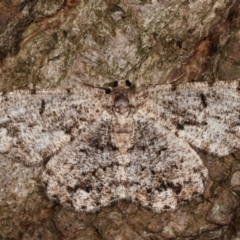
[105,80,132,94]
[114,93,130,114]
[114,80,132,89]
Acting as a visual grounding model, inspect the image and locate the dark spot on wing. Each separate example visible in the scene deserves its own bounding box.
[171,83,177,91]
[157,147,167,155]
[207,81,214,87]
[163,205,171,210]
[176,122,184,130]
[96,184,103,193]
[42,181,48,188]
[170,163,178,169]
[84,185,92,193]
[67,185,80,193]
[63,30,68,37]
[46,169,54,176]
[151,170,156,175]
[67,184,92,194]
[111,180,119,187]
[169,182,182,194]
[105,88,111,94]
[214,115,220,120]
[31,89,37,95]
[200,93,207,108]
[141,166,146,171]
[156,180,167,192]
[79,148,88,155]
[188,28,194,34]
[155,181,182,194]
[66,89,72,94]
[107,142,118,151]
[183,119,197,126]
[39,99,45,115]
[146,187,152,193]
[92,169,97,176]
[42,156,52,166]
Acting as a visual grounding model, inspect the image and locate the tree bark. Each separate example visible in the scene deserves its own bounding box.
[1,0,240,239]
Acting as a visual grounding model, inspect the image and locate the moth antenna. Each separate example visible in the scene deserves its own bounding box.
[166,73,185,85]
[80,82,112,92]
[146,73,185,87]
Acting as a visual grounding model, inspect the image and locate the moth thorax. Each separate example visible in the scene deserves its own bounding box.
[114,93,130,114]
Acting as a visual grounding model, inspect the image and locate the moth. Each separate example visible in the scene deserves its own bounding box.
[1,79,239,212]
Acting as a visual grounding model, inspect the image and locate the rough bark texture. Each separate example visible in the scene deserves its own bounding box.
[1,0,240,239]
